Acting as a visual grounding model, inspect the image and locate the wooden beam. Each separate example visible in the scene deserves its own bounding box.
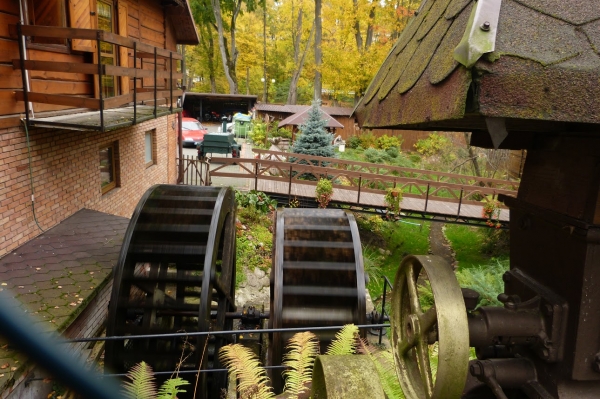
[14,91,100,109]
[13,59,100,75]
[103,93,134,109]
[104,64,181,79]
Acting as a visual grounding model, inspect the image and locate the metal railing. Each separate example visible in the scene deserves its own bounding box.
[13,23,183,131]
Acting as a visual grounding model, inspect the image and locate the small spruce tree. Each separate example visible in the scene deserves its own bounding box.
[291,100,335,163]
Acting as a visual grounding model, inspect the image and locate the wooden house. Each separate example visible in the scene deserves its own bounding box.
[0,0,198,257]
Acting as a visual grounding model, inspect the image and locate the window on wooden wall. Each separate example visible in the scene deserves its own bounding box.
[145,129,156,167]
[100,141,119,194]
[26,0,67,47]
[98,0,117,97]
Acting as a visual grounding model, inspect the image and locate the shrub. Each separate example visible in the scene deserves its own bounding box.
[364,148,386,163]
[376,135,403,150]
[384,187,403,215]
[456,258,509,307]
[385,146,399,158]
[235,190,277,214]
[315,178,333,208]
[347,135,361,149]
[414,133,451,156]
[275,126,293,139]
[358,131,377,149]
[250,121,268,148]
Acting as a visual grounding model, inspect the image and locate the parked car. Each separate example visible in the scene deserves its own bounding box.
[181,117,208,148]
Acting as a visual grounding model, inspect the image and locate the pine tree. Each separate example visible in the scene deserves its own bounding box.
[290,100,335,162]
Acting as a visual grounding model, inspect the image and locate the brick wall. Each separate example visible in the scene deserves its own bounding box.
[0,114,179,257]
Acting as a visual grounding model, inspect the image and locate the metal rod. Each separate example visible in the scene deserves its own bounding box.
[357,175,362,204]
[424,183,430,212]
[97,33,104,132]
[16,22,30,127]
[65,323,390,344]
[169,52,173,113]
[133,41,137,124]
[379,276,392,345]
[153,47,157,117]
[457,188,464,218]
[254,161,259,191]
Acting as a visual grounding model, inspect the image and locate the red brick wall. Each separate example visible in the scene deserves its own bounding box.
[0,115,179,257]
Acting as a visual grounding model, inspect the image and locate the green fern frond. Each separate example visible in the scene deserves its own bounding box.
[282,331,320,397]
[123,361,158,399]
[325,324,359,355]
[157,377,190,399]
[219,344,275,399]
[371,350,405,399]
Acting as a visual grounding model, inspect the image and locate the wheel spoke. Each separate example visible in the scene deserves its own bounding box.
[416,336,434,398]
[420,306,437,333]
[405,265,423,316]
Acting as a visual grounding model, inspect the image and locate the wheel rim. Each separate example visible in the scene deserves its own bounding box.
[390,255,469,399]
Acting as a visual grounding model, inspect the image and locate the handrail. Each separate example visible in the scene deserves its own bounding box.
[209,157,517,206]
[12,23,182,129]
[253,149,520,190]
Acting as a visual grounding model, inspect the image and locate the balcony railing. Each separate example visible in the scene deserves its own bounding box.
[12,23,183,131]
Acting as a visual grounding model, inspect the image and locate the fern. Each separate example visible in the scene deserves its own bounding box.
[123,361,158,399]
[325,324,359,355]
[356,339,404,399]
[157,377,190,399]
[219,344,275,399]
[282,332,320,397]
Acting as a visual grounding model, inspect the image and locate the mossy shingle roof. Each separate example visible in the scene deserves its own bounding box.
[354,0,600,136]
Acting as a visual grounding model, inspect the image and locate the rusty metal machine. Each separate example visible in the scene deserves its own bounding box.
[352,0,600,396]
[268,209,367,392]
[105,185,237,399]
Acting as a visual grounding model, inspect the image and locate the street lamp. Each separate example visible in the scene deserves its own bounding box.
[261,77,276,103]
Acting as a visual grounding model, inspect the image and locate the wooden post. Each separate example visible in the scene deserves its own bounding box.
[254,161,258,191]
[357,176,362,204]
[457,188,464,217]
[288,165,293,203]
[424,183,430,212]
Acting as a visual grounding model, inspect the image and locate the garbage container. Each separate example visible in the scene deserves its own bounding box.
[233,113,252,139]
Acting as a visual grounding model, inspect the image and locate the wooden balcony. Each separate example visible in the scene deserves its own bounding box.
[12,23,183,132]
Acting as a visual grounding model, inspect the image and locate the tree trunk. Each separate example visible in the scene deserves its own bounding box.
[287,20,314,105]
[314,0,322,101]
[211,0,237,93]
[353,0,363,51]
[464,132,482,178]
[262,2,267,102]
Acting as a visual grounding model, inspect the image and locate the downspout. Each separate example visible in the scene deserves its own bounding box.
[177,44,186,183]
[18,0,34,119]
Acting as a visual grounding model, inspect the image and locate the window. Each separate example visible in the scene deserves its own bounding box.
[145,130,156,167]
[100,142,119,194]
[27,0,67,47]
[98,0,117,97]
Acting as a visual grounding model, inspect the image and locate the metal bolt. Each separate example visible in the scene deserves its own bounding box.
[480,21,491,31]
[470,362,483,377]
[502,272,511,283]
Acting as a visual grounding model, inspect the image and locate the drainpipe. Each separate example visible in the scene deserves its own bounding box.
[18,0,34,119]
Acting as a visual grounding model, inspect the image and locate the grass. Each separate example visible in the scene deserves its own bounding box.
[235,206,274,288]
[443,224,490,270]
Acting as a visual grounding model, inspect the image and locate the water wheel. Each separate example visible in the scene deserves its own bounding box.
[268,208,366,393]
[105,185,236,399]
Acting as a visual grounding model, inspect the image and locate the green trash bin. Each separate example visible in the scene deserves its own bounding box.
[233,113,252,139]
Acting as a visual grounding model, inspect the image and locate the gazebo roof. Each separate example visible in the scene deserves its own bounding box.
[278,108,344,129]
[353,0,600,149]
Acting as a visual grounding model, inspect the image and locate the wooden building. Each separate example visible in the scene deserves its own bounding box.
[255,103,431,151]
[0,0,198,257]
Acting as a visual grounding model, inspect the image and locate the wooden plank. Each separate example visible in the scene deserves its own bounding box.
[0,12,19,39]
[1,3,20,15]
[104,64,181,79]
[0,90,24,115]
[0,65,22,89]
[67,0,97,52]
[28,49,86,63]
[139,5,165,33]
[140,26,164,47]
[0,37,19,63]
[14,91,100,109]
[30,79,92,95]
[14,59,100,75]
[0,114,21,129]
[103,92,134,108]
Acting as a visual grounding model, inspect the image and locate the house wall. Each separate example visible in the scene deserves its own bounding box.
[0,0,176,127]
[0,114,178,257]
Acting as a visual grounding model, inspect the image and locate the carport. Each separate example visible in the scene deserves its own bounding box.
[182,93,257,123]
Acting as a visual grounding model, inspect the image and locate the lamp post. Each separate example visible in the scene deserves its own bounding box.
[261,77,276,103]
